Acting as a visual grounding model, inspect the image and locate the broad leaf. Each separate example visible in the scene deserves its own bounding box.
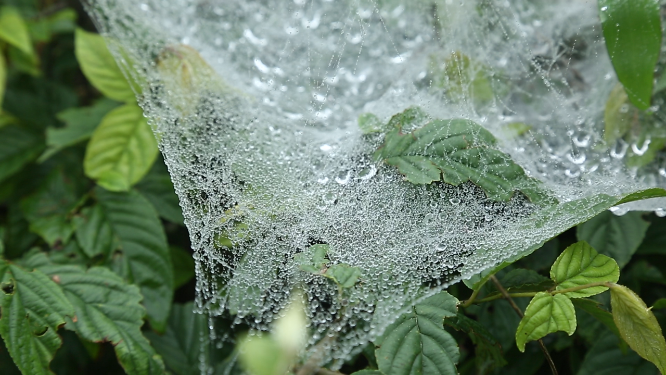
[609,283,666,373]
[0,125,44,184]
[145,302,208,375]
[39,99,120,162]
[238,335,289,375]
[0,260,75,375]
[358,113,385,134]
[37,263,166,375]
[445,313,506,373]
[572,298,622,340]
[170,246,194,290]
[75,28,136,102]
[515,292,576,352]
[375,292,459,375]
[0,7,34,56]
[599,0,661,109]
[135,158,184,224]
[374,107,552,203]
[325,264,362,289]
[72,205,117,259]
[84,104,159,192]
[550,241,619,298]
[96,187,173,331]
[577,331,658,375]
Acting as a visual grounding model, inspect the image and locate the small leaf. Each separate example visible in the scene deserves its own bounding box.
[84,104,159,192]
[577,211,650,268]
[38,264,166,375]
[430,52,494,105]
[499,122,531,139]
[325,264,362,289]
[572,298,622,341]
[96,187,173,332]
[75,28,137,102]
[375,292,459,375]
[599,0,662,109]
[294,244,329,274]
[577,330,659,375]
[0,126,44,184]
[238,334,289,375]
[72,205,116,259]
[604,84,634,145]
[610,283,666,373]
[358,113,385,134]
[375,107,553,203]
[0,7,34,56]
[515,292,576,352]
[652,299,666,310]
[0,260,75,375]
[550,241,619,298]
[39,99,120,162]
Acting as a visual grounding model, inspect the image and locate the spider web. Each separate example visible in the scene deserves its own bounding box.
[86,0,666,369]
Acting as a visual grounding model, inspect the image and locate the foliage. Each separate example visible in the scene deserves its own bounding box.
[1,2,666,375]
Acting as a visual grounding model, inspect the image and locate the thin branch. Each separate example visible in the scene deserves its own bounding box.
[471,281,612,304]
[490,276,558,375]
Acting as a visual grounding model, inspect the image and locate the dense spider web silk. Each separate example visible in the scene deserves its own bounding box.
[87,0,666,369]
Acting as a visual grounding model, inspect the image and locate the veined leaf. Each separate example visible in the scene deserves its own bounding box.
[609,283,666,373]
[96,188,173,332]
[577,331,658,375]
[0,126,44,184]
[374,107,553,203]
[75,28,137,102]
[39,99,120,162]
[84,104,158,192]
[445,313,507,373]
[0,7,34,56]
[72,205,117,259]
[0,260,75,375]
[550,241,619,298]
[515,292,576,352]
[36,263,165,375]
[135,158,184,224]
[599,0,661,109]
[325,264,362,289]
[375,292,459,375]
[358,113,385,134]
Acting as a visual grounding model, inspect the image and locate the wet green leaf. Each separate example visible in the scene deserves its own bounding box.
[550,241,619,298]
[359,113,385,134]
[430,52,494,105]
[294,244,329,274]
[325,264,362,289]
[604,84,634,145]
[515,292,576,352]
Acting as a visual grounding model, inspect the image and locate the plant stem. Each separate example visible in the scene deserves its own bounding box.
[489,276,558,375]
[461,280,487,308]
[472,281,611,304]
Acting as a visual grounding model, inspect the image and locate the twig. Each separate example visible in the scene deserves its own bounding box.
[490,276,558,375]
[470,281,611,304]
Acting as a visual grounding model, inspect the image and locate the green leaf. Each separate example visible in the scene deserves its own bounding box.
[445,313,507,373]
[0,54,5,107]
[294,244,329,274]
[20,168,82,247]
[27,8,77,43]
[599,0,662,110]
[626,132,666,168]
[499,122,531,139]
[577,211,650,268]
[325,264,362,289]
[238,334,289,375]
[430,52,494,105]
[7,44,40,76]
[515,292,576,352]
[39,99,120,162]
[358,113,385,134]
[374,107,553,203]
[652,299,666,310]
[496,269,554,293]
[0,7,34,56]
[135,158,184,224]
[572,298,622,340]
[604,84,634,145]
[550,241,619,298]
[38,263,166,375]
[351,371,385,375]
[609,283,666,373]
[0,260,75,375]
[636,218,666,256]
[96,187,173,332]
[577,330,658,375]
[0,125,44,184]
[170,246,194,290]
[144,302,209,375]
[75,28,137,102]
[72,205,117,259]
[375,292,459,375]
[84,104,159,192]
[616,188,666,205]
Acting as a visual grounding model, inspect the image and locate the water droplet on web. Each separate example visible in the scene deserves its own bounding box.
[655,208,666,217]
[335,171,351,185]
[449,198,461,205]
[631,138,651,156]
[610,139,628,159]
[610,206,629,216]
[357,165,377,181]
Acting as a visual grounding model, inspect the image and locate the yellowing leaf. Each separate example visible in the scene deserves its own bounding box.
[84,104,158,192]
[610,283,666,373]
[515,292,576,352]
[550,241,619,298]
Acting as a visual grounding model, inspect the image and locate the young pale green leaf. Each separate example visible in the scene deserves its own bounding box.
[325,264,362,289]
[145,302,209,375]
[72,205,116,259]
[550,241,619,298]
[84,104,159,192]
[610,283,666,373]
[604,84,634,145]
[294,244,329,274]
[170,246,194,290]
[375,292,459,375]
[39,99,120,162]
[374,107,553,203]
[37,264,165,375]
[358,113,385,134]
[0,260,75,375]
[515,292,576,352]
[238,335,289,375]
[0,126,44,184]
[577,211,650,268]
[135,158,184,224]
[96,187,173,332]
[0,7,34,56]
[75,28,136,102]
[577,331,659,375]
[599,0,661,110]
